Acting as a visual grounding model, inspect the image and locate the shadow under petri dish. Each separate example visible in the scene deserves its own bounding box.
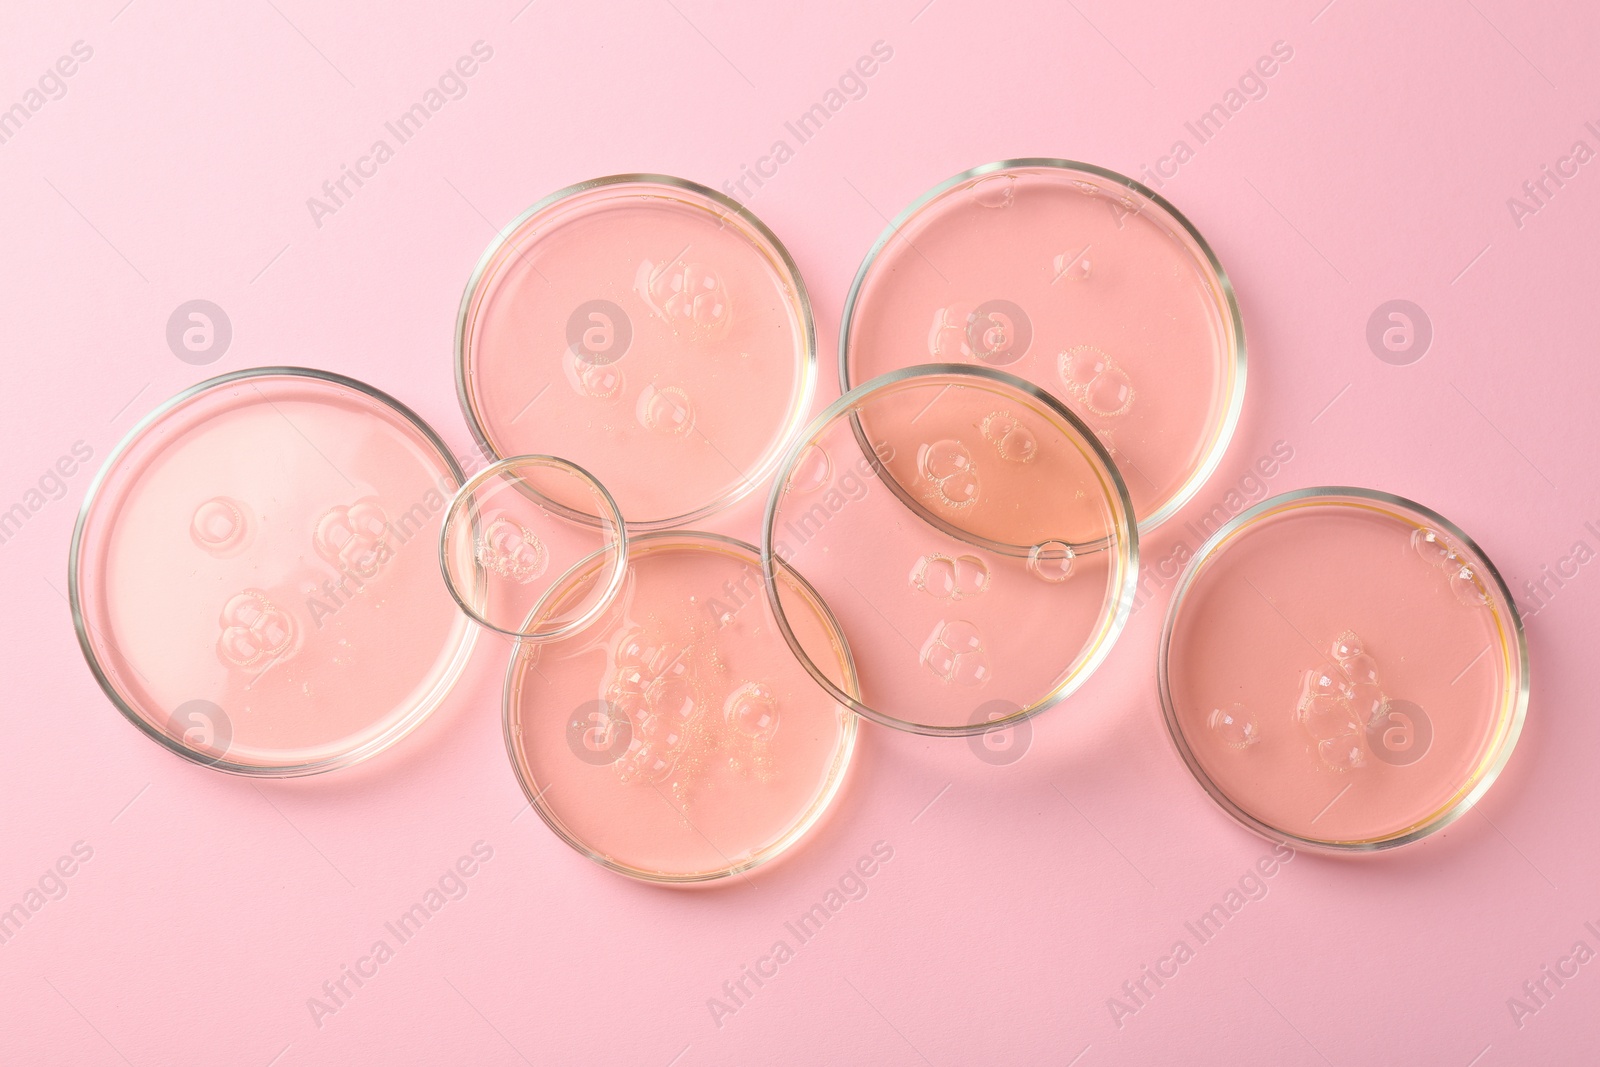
[457,175,815,531]
[842,160,1244,532]
[1160,490,1527,849]
[70,369,477,775]
[505,532,855,883]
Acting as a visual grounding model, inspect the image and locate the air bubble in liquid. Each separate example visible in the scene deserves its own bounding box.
[1411,527,1455,568]
[475,517,548,584]
[1208,704,1260,749]
[566,353,624,400]
[1298,692,1360,742]
[1341,652,1380,688]
[1331,631,1365,665]
[635,258,731,337]
[969,174,1016,208]
[616,737,676,784]
[1303,663,1352,702]
[1027,541,1076,583]
[919,439,973,483]
[787,444,831,493]
[1059,346,1108,388]
[1450,565,1489,606]
[637,384,695,436]
[1084,366,1134,417]
[1053,251,1092,282]
[920,619,989,686]
[1347,682,1386,726]
[928,305,974,361]
[1318,734,1368,772]
[724,682,779,743]
[191,497,247,554]
[647,674,697,724]
[981,411,1038,463]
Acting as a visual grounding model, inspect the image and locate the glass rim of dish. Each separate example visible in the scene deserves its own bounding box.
[837,157,1248,535]
[454,172,819,532]
[68,365,480,778]
[438,453,630,640]
[501,530,859,885]
[761,363,1140,738]
[1156,485,1530,853]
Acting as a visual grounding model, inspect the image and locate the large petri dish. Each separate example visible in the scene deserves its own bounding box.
[1159,488,1529,851]
[841,159,1245,532]
[69,368,477,776]
[762,365,1138,736]
[456,174,816,531]
[505,532,856,883]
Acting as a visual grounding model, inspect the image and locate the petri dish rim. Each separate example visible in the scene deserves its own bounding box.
[1156,485,1530,854]
[761,362,1141,738]
[502,530,859,886]
[454,172,819,533]
[837,157,1248,535]
[438,453,630,641]
[67,365,480,778]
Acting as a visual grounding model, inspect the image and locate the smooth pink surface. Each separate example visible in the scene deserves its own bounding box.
[3,1,1597,1063]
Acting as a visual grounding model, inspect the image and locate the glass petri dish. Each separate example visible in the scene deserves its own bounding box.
[762,365,1138,736]
[439,455,627,640]
[69,368,478,776]
[456,174,816,531]
[505,532,856,883]
[1159,488,1528,852]
[841,159,1245,532]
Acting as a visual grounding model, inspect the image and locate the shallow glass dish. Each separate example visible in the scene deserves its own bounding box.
[69,368,478,776]
[456,174,816,531]
[841,159,1245,532]
[1159,487,1528,851]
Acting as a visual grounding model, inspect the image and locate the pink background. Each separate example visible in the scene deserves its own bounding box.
[2,0,1596,1062]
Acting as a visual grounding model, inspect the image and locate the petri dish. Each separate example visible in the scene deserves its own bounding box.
[456,174,816,531]
[761,365,1138,736]
[841,159,1245,532]
[439,455,627,640]
[69,368,478,776]
[1159,488,1528,851]
[505,532,856,883]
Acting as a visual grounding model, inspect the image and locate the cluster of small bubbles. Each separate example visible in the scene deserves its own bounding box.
[917,439,979,509]
[565,351,625,400]
[786,443,832,493]
[634,258,732,337]
[1057,345,1134,418]
[1295,630,1428,772]
[1026,541,1075,583]
[920,619,991,687]
[1411,527,1489,605]
[927,303,975,361]
[605,624,700,784]
[910,553,990,600]
[314,500,391,580]
[1052,250,1092,282]
[637,383,695,436]
[723,682,780,743]
[191,496,249,555]
[474,516,549,584]
[1071,180,1100,196]
[216,589,298,671]
[1207,703,1260,749]
[980,411,1038,463]
[969,173,1016,208]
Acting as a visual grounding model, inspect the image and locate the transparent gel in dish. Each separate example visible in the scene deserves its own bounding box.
[69,369,477,775]
[762,365,1138,736]
[439,455,626,639]
[505,533,856,883]
[841,160,1244,532]
[457,174,816,531]
[1159,488,1528,851]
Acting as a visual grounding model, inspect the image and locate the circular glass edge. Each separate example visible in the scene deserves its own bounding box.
[1155,485,1531,854]
[501,530,860,885]
[836,157,1248,535]
[438,453,630,641]
[761,363,1141,738]
[67,366,481,778]
[453,172,819,533]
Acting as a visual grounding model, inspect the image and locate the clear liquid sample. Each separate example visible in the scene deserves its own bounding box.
[506,534,854,882]
[70,370,476,774]
[1162,491,1526,847]
[843,162,1243,531]
[458,177,814,530]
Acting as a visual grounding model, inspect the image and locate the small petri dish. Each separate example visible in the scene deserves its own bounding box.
[841,159,1245,532]
[505,532,856,883]
[439,455,627,640]
[456,174,816,531]
[762,365,1138,736]
[1159,488,1528,852]
[69,368,478,776]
